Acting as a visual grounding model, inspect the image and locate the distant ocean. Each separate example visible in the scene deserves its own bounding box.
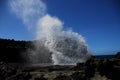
[94,55,114,59]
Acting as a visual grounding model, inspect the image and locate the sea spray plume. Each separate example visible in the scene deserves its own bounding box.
[37,14,63,40]
[28,40,52,63]
[30,14,63,63]
[37,15,89,65]
[10,0,90,64]
[9,0,51,63]
[10,0,46,30]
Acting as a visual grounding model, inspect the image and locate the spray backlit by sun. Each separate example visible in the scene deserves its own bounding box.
[10,0,90,65]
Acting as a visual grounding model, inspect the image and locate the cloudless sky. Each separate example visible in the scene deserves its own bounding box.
[0,0,120,55]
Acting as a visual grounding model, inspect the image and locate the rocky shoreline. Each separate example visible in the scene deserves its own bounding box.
[0,52,120,80]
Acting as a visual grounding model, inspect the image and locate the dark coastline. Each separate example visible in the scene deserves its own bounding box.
[0,38,120,80]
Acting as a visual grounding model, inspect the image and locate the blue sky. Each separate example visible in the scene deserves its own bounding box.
[0,0,120,55]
